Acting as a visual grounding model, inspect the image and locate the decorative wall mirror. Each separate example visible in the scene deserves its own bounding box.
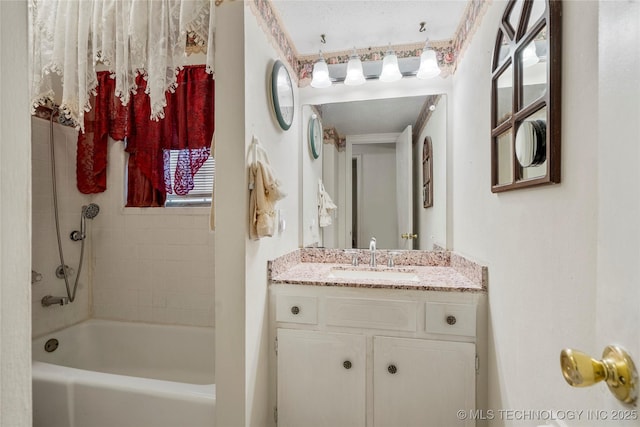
[490,0,561,192]
[308,114,322,159]
[422,137,433,208]
[271,60,294,130]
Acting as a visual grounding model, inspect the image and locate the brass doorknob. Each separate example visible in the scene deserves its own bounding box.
[560,346,638,404]
[401,233,418,240]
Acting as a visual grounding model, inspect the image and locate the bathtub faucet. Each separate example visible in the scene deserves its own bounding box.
[42,295,69,307]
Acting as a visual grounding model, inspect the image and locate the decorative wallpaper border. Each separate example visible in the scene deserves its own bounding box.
[323,127,346,152]
[451,0,492,72]
[248,0,300,82]
[413,94,443,144]
[250,0,492,86]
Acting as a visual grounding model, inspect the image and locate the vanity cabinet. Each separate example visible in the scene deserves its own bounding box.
[373,336,475,427]
[277,329,366,427]
[270,285,485,427]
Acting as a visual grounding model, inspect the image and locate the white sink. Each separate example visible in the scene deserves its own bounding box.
[327,268,420,282]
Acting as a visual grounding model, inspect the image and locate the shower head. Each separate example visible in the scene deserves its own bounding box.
[82,203,100,219]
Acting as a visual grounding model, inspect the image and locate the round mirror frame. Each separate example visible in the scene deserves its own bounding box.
[515,119,546,167]
[308,114,322,159]
[271,60,294,131]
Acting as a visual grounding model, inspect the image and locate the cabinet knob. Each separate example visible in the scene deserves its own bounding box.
[290,306,300,315]
[343,360,352,370]
[387,364,398,374]
[446,315,457,325]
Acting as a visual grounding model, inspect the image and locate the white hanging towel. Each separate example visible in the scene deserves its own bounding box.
[249,136,286,239]
[318,178,337,227]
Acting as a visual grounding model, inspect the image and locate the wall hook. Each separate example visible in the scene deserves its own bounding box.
[419,22,426,32]
[320,34,326,44]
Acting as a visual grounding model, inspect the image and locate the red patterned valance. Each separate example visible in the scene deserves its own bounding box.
[77,66,215,207]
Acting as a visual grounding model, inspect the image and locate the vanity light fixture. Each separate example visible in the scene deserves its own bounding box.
[344,48,366,86]
[310,50,332,88]
[379,45,402,82]
[416,38,441,79]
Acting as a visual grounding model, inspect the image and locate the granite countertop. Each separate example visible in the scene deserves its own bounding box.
[268,248,487,293]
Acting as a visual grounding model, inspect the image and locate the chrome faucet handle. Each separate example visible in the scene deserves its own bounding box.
[344,249,359,266]
[387,251,402,268]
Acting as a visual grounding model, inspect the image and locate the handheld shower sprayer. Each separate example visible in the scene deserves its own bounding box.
[70,203,100,241]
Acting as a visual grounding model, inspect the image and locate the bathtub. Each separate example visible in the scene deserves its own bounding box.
[32,319,215,427]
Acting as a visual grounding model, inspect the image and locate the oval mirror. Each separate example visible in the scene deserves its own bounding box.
[308,114,322,159]
[271,60,294,130]
[515,119,546,168]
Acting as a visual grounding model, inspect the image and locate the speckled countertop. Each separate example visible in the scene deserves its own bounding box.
[268,248,487,293]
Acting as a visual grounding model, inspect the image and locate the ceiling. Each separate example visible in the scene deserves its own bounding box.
[270,0,469,56]
[319,95,431,135]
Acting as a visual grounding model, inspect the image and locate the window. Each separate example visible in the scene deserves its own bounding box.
[164,149,215,207]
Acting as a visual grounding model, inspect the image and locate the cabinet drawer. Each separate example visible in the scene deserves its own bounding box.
[425,303,476,337]
[326,297,417,331]
[276,295,318,324]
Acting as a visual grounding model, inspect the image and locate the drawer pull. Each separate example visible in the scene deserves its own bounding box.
[446,315,457,325]
[291,306,300,315]
[343,360,352,370]
[387,364,398,374]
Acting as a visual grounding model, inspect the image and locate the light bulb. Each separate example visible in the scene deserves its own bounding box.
[416,49,441,79]
[379,49,402,82]
[310,55,332,88]
[344,49,365,86]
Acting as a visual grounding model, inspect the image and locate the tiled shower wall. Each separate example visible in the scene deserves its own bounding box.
[31,117,92,337]
[31,118,215,336]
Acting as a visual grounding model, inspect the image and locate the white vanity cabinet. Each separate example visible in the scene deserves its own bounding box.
[373,336,475,427]
[270,284,486,427]
[277,329,366,427]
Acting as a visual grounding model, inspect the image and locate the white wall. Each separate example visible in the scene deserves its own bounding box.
[31,119,91,337]
[90,142,215,327]
[414,96,447,250]
[321,140,341,248]
[0,1,32,425]
[244,5,300,425]
[214,3,301,425]
[450,1,640,423]
[301,104,322,247]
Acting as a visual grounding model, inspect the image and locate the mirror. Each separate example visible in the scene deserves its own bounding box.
[301,95,447,251]
[490,0,561,192]
[271,60,294,130]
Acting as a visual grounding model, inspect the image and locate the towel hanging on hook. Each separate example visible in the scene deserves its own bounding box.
[248,135,286,239]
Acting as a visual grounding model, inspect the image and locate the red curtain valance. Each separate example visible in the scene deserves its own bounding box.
[77,65,215,207]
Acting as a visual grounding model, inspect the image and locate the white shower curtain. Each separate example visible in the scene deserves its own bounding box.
[29,0,216,131]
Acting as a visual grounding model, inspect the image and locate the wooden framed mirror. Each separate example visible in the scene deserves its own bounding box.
[422,137,433,208]
[490,0,562,192]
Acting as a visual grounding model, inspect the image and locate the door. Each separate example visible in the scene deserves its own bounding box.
[395,126,413,249]
[373,336,475,427]
[277,329,366,427]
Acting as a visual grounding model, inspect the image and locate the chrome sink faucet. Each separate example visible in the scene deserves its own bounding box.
[369,237,377,267]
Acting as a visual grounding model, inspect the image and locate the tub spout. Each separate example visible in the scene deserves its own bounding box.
[42,295,69,307]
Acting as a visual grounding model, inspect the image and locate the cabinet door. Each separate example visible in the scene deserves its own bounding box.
[277,329,366,427]
[373,336,475,427]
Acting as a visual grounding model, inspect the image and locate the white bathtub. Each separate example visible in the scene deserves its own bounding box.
[32,319,215,427]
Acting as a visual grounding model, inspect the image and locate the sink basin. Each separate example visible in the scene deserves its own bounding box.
[327,268,420,282]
